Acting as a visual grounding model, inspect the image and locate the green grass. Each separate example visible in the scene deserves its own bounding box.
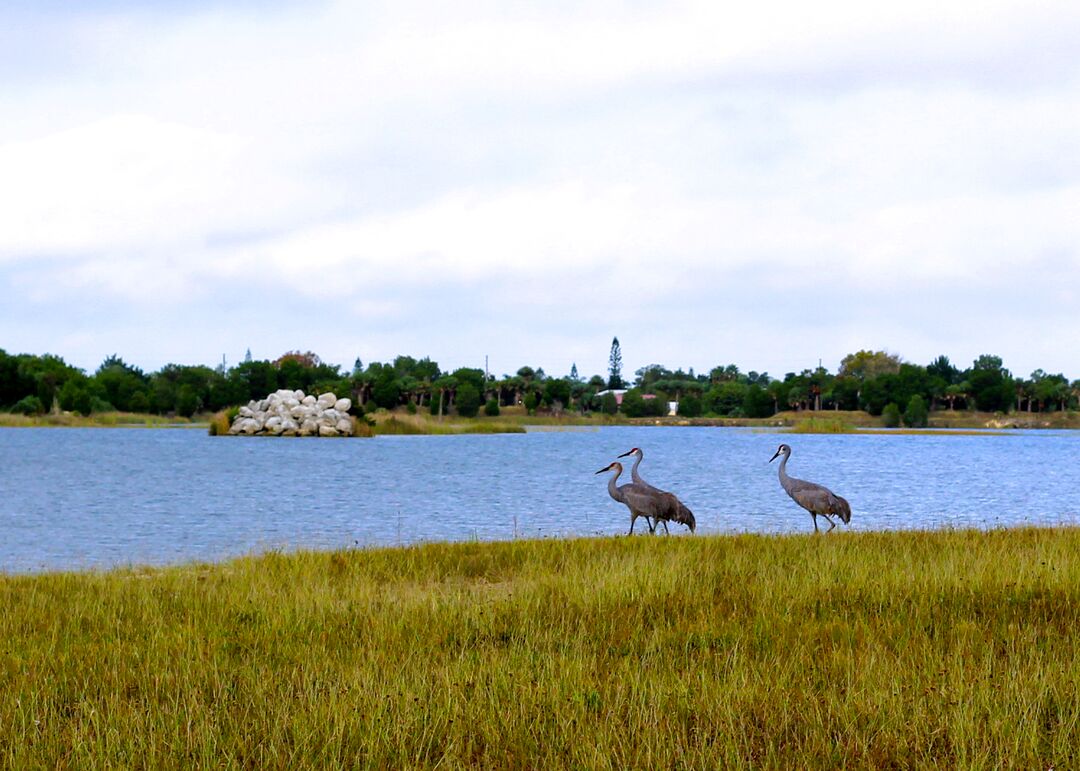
[856,428,1012,436]
[0,411,200,428]
[371,413,526,435]
[786,417,857,434]
[3,528,1080,768]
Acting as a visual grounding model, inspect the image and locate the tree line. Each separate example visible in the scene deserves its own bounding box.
[1,345,1077,422]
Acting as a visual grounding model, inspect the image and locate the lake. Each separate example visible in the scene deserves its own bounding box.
[1,426,1078,573]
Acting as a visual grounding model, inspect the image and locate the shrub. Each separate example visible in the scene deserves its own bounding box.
[523,393,539,414]
[644,393,668,417]
[455,383,481,418]
[406,402,417,415]
[600,392,618,415]
[129,391,150,414]
[904,395,929,427]
[882,402,901,428]
[11,395,45,415]
[677,394,703,418]
[484,399,500,417]
[621,390,647,418]
[90,397,114,414]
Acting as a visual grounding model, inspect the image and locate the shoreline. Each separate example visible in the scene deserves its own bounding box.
[3,407,1078,433]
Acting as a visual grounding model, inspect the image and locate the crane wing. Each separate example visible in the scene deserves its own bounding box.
[619,483,664,516]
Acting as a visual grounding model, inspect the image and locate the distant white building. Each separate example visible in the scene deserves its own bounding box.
[595,389,627,406]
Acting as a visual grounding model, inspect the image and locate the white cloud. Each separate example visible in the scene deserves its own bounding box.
[1,0,1079,377]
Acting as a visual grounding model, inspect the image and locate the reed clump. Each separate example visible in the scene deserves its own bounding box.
[207,410,232,436]
[3,528,1080,768]
[788,417,857,434]
[372,413,526,435]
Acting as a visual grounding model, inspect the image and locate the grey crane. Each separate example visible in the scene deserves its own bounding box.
[616,446,696,534]
[769,443,851,533]
[596,461,696,535]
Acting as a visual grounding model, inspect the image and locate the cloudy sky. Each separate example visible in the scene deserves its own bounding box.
[2,0,1078,381]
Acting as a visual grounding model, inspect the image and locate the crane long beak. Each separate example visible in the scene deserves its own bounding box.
[595,466,611,475]
[769,449,781,463]
[617,449,634,458]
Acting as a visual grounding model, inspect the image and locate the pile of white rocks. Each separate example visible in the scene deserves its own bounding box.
[229,390,355,436]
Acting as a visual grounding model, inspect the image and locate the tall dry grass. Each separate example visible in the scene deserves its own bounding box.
[2,528,1080,768]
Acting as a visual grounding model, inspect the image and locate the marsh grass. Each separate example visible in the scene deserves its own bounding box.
[787,417,856,434]
[3,528,1080,768]
[372,413,526,435]
[857,428,1011,437]
[207,410,232,436]
[0,411,198,428]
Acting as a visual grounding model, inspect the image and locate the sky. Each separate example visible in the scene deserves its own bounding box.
[2,0,1078,382]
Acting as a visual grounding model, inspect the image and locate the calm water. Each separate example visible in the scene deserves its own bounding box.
[1,426,1078,573]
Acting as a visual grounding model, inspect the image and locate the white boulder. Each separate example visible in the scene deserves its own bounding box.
[226,387,357,437]
[317,392,337,409]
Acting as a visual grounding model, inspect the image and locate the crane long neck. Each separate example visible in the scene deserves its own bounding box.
[608,466,624,502]
[630,452,644,483]
[777,451,793,492]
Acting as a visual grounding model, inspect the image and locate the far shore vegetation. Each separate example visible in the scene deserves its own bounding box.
[3,345,1079,433]
[3,527,1080,767]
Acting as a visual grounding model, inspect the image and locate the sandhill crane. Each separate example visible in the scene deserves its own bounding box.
[616,447,696,534]
[596,461,696,535]
[769,443,851,533]
[617,447,651,486]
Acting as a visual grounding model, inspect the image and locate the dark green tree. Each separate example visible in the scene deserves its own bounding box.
[903,395,929,427]
[543,378,571,409]
[882,402,901,427]
[741,384,775,418]
[455,383,481,417]
[620,389,647,417]
[677,394,703,418]
[967,355,1013,413]
[94,355,149,412]
[176,384,200,417]
[607,337,624,389]
[371,368,402,409]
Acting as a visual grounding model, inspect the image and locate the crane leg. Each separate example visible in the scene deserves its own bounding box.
[823,516,836,533]
[661,520,670,535]
[629,515,637,536]
[812,514,819,533]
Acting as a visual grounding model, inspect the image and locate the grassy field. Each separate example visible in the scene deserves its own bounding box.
[3,528,1080,768]
[0,411,201,429]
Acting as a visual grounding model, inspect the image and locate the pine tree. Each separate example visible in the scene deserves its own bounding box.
[608,337,624,389]
[569,363,579,382]
[244,348,252,363]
